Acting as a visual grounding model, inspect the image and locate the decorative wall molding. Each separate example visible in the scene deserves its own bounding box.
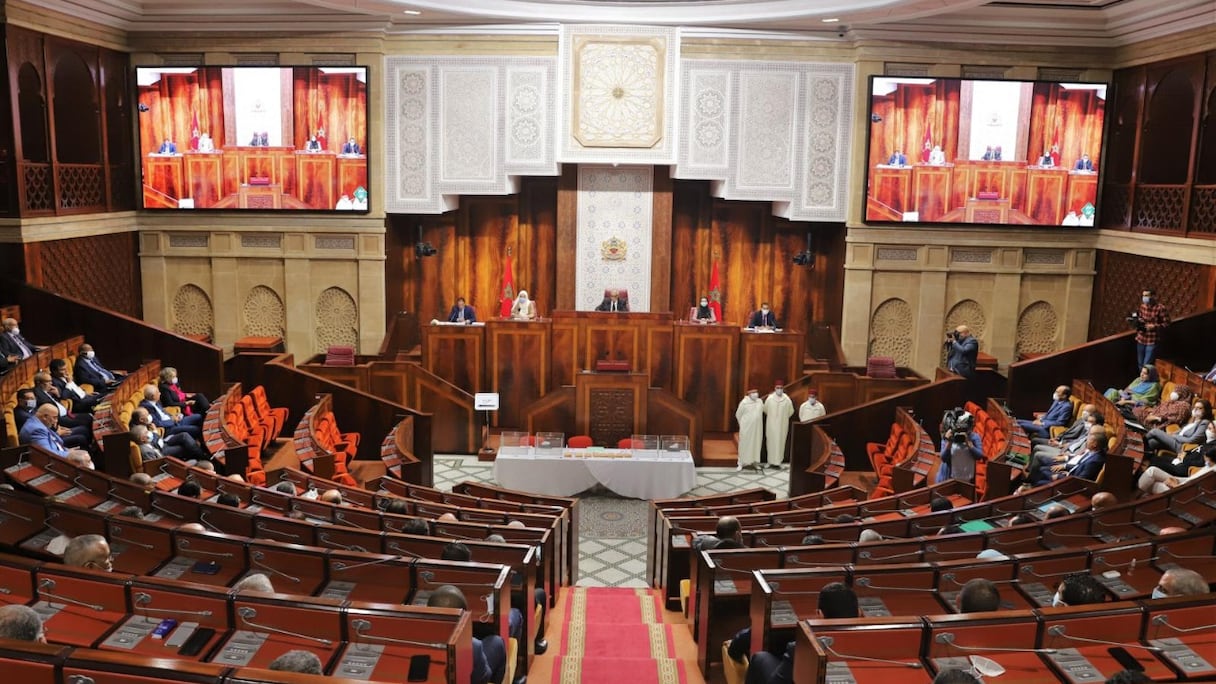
[240,233,282,249]
[168,233,209,248]
[677,59,854,221]
[574,165,654,312]
[384,55,557,214]
[876,246,919,261]
[559,25,680,164]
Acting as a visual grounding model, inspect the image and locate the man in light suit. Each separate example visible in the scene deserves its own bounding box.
[140,384,203,440]
[15,388,89,448]
[1029,433,1106,485]
[0,318,41,360]
[1017,385,1074,440]
[130,407,208,462]
[747,303,778,329]
[73,344,125,390]
[18,404,71,457]
[447,297,476,323]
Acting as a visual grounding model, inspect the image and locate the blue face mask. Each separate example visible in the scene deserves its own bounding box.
[1142,297,1151,304]
[1051,590,1067,607]
[1151,587,1168,600]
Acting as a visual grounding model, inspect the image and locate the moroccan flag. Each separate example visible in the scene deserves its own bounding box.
[189,110,200,151]
[500,256,516,318]
[921,120,932,163]
[707,260,723,323]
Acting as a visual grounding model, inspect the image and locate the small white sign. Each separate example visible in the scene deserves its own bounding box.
[474,393,500,411]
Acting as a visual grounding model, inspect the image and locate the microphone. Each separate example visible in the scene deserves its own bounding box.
[935,632,1057,654]
[1046,625,1162,651]
[1152,614,1216,634]
[238,606,331,645]
[817,636,921,668]
[38,579,104,612]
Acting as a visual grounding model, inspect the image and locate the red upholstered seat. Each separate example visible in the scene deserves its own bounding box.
[866,356,898,379]
[568,435,593,448]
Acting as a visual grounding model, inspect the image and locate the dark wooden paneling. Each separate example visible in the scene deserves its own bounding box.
[421,323,485,393]
[673,323,739,432]
[739,331,804,394]
[27,232,142,318]
[488,320,551,427]
[555,165,578,311]
[1088,250,1216,339]
[651,167,673,312]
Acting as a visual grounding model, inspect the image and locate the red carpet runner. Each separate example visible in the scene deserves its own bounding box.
[551,587,689,684]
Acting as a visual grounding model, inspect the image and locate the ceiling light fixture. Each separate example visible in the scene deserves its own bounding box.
[403,9,422,15]
[822,18,840,23]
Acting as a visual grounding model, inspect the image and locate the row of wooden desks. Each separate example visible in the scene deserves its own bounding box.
[422,314,804,431]
[143,150,367,209]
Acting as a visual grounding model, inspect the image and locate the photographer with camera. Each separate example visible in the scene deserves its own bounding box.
[944,325,979,379]
[1131,289,1169,368]
[936,408,983,484]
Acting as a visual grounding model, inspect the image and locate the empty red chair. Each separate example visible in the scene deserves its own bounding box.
[568,435,593,448]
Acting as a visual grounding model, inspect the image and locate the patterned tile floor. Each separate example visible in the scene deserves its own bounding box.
[432,456,791,587]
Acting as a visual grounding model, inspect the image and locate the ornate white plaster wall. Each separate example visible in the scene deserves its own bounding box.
[574,165,654,311]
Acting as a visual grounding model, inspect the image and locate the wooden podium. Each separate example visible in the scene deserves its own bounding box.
[422,322,486,393]
[912,164,953,221]
[739,329,805,396]
[575,372,649,447]
[673,322,739,432]
[183,152,223,208]
[870,165,911,214]
[144,155,183,201]
[487,319,551,427]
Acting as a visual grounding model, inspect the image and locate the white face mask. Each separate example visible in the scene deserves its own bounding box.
[700,301,708,307]
[808,396,818,403]
[1194,409,1204,418]
[775,388,784,396]
[1051,590,1067,607]
[10,327,18,335]
[170,378,179,385]
[1142,296,1152,304]
[761,308,769,314]
[24,399,35,409]
[1170,392,1179,401]
[749,392,759,400]
[1151,587,1168,600]
[85,351,95,359]
[1052,393,1061,402]
[1207,430,1215,442]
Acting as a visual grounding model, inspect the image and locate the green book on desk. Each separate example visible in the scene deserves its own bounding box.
[959,519,995,532]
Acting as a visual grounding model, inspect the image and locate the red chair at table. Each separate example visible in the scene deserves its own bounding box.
[568,435,593,448]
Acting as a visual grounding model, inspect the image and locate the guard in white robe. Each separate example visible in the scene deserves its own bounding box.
[799,390,826,422]
[735,389,764,471]
[763,382,795,467]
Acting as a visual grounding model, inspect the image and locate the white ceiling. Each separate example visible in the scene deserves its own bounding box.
[18,0,1216,46]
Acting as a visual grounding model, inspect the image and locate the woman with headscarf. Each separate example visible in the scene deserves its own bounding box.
[1135,385,1194,428]
[693,296,716,323]
[1103,364,1160,408]
[510,290,536,320]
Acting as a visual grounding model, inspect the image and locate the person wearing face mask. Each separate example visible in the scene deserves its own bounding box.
[1139,446,1216,496]
[762,382,795,469]
[157,366,210,416]
[1016,385,1073,440]
[0,317,44,361]
[1028,431,1106,485]
[1151,568,1209,598]
[735,389,764,471]
[747,302,778,330]
[1104,364,1161,409]
[13,388,91,448]
[1029,413,1104,468]
[1144,418,1216,478]
[1144,399,1212,455]
[1133,288,1169,368]
[73,343,125,390]
[1051,572,1107,608]
[510,290,536,320]
[594,289,629,312]
[798,389,826,421]
[1135,385,1194,428]
[692,296,717,323]
[944,325,979,379]
[129,407,209,462]
[1032,402,1094,449]
[18,403,72,457]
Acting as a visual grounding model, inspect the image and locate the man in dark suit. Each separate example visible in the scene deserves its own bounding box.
[944,325,979,379]
[447,297,476,323]
[49,359,102,413]
[981,146,995,161]
[130,407,208,462]
[14,388,89,448]
[32,372,93,432]
[747,303,778,329]
[0,318,41,360]
[595,290,628,312]
[140,385,203,440]
[1017,385,1073,440]
[1074,154,1094,171]
[73,344,124,390]
[887,149,907,166]
[341,137,361,155]
[157,139,177,154]
[1038,151,1055,166]
[1029,433,1106,485]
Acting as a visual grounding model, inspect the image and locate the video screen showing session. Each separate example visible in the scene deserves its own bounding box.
[865,77,1107,227]
[136,66,368,212]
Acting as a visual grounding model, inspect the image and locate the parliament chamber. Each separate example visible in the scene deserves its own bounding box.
[1,0,1216,683]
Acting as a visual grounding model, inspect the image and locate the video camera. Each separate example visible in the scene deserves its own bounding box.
[1125,311,1145,332]
[941,407,974,444]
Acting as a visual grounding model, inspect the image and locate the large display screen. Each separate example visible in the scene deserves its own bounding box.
[136,66,368,212]
[864,76,1108,226]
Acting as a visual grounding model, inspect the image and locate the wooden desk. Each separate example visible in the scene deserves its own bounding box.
[870,166,912,214]
[422,322,486,393]
[143,154,182,201]
[674,322,740,432]
[1026,168,1068,224]
[337,155,368,196]
[912,164,953,221]
[183,152,223,208]
[1065,171,1098,216]
[739,329,804,396]
[549,311,674,389]
[296,151,336,209]
[487,319,551,427]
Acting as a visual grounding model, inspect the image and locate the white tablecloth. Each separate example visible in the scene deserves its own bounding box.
[493,447,696,499]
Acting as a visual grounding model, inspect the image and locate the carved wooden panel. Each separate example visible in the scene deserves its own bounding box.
[488,320,551,428]
[588,388,635,446]
[1090,251,1216,339]
[34,233,142,317]
[673,323,738,432]
[574,372,648,447]
[421,324,485,394]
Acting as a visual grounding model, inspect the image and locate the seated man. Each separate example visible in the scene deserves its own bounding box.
[693,515,743,551]
[448,297,476,323]
[268,650,323,675]
[74,343,125,390]
[1138,445,1215,495]
[15,388,90,449]
[441,540,549,657]
[0,605,46,643]
[595,289,629,312]
[1031,403,1093,448]
[1052,572,1106,607]
[1153,568,1209,598]
[18,403,73,457]
[50,359,103,413]
[736,583,859,684]
[1147,421,1214,476]
[33,371,93,432]
[747,303,779,329]
[0,317,42,360]
[427,585,505,684]
[957,578,1001,613]
[1028,417,1104,472]
[130,407,209,462]
[63,534,113,572]
[140,384,203,440]
[1016,385,1073,440]
[1029,433,1106,486]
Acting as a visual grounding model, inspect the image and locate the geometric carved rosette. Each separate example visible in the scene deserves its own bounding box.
[172,284,214,339]
[1016,301,1060,357]
[869,298,913,367]
[242,285,286,338]
[314,286,359,353]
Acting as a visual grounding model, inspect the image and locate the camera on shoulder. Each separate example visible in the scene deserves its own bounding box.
[941,407,973,444]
